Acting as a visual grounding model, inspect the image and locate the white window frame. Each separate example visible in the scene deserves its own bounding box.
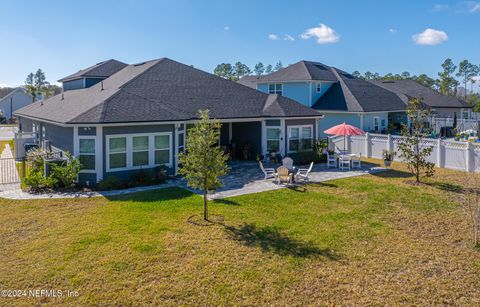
[287,125,313,153]
[316,82,322,93]
[106,132,172,172]
[268,83,283,95]
[132,135,150,167]
[78,136,97,174]
[266,127,281,154]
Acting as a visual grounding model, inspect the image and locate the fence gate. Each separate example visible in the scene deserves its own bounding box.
[0,158,22,184]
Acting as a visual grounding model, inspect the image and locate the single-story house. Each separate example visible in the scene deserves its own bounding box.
[240,60,472,136]
[0,87,34,121]
[14,58,322,185]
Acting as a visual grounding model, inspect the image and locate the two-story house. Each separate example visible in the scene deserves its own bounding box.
[240,60,471,137]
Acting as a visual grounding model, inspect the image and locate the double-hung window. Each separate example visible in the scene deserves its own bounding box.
[132,136,149,167]
[288,126,313,152]
[155,135,170,165]
[266,127,281,153]
[108,137,127,170]
[79,138,95,170]
[268,83,283,95]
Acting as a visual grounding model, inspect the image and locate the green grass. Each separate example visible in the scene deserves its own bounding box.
[0,161,479,305]
[0,140,9,154]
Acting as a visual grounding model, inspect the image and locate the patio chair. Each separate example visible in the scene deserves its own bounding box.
[295,162,314,182]
[351,153,361,169]
[259,161,276,180]
[282,157,294,171]
[327,152,337,168]
[276,166,292,185]
[339,155,351,170]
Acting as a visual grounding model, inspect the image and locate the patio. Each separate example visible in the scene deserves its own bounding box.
[202,160,386,199]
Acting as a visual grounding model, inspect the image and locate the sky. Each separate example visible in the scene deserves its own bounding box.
[0,0,479,89]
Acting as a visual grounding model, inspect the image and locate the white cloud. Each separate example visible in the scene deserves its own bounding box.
[412,28,448,45]
[389,28,397,33]
[284,34,295,41]
[224,26,230,31]
[470,2,480,12]
[268,34,279,40]
[301,23,340,44]
[431,4,449,12]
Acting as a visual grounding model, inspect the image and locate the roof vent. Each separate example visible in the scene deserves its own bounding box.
[133,62,146,66]
[101,81,104,91]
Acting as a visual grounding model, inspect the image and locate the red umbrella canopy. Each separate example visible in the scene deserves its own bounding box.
[324,122,365,136]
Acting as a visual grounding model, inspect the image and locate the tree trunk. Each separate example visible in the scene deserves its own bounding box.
[203,189,208,222]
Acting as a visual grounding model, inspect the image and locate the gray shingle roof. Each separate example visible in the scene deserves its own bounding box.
[16,58,320,124]
[238,75,261,89]
[370,80,469,108]
[58,59,128,82]
[255,61,338,82]
[312,68,408,112]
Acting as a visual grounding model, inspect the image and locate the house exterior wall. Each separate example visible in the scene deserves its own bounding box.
[85,78,104,88]
[363,113,389,133]
[310,81,334,104]
[319,113,362,137]
[102,124,176,182]
[0,90,34,119]
[41,122,74,152]
[257,81,335,107]
[63,79,85,91]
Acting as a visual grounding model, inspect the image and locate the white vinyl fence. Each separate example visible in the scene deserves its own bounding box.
[330,133,480,173]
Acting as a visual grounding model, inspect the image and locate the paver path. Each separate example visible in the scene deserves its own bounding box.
[0,161,386,200]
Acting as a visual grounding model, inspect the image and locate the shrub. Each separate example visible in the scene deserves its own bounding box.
[288,151,324,165]
[97,176,124,191]
[129,170,154,187]
[22,170,58,192]
[49,152,81,188]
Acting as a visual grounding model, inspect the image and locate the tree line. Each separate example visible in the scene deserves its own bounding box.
[353,58,479,100]
[214,61,284,81]
[0,69,61,100]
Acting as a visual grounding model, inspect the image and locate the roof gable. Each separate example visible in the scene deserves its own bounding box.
[58,59,128,82]
[257,60,337,82]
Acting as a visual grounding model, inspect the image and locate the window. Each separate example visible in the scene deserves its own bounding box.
[132,136,149,167]
[155,135,170,165]
[316,82,322,93]
[266,127,281,153]
[381,119,386,128]
[177,132,185,154]
[288,126,313,152]
[108,137,127,169]
[268,83,283,95]
[79,138,95,170]
[373,117,379,131]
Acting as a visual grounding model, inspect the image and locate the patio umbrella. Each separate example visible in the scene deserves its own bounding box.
[324,122,365,152]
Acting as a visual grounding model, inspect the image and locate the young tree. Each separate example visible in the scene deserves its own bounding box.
[213,63,235,80]
[265,64,273,74]
[460,174,480,247]
[438,58,459,95]
[178,110,229,222]
[25,72,37,102]
[274,61,283,71]
[24,69,52,101]
[397,98,435,183]
[254,62,265,76]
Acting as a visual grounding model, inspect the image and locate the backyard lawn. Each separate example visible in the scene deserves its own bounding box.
[0,161,479,305]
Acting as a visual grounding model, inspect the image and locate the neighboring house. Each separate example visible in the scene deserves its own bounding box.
[240,60,472,136]
[14,58,321,185]
[0,87,35,120]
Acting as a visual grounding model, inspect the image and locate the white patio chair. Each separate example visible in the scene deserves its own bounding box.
[259,161,276,180]
[351,153,361,169]
[339,155,351,170]
[276,166,292,185]
[282,157,294,171]
[327,152,337,168]
[296,162,314,182]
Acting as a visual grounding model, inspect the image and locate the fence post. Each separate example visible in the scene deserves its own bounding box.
[387,134,392,152]
[346,135,351,153]
[365,132,371,158]
[436,138,443,168]
[466,142,473,172]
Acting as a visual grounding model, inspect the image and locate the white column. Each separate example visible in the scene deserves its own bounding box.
[280,119,286,157]
[96,126,103,181]
[73,126,79,157]
[174,124,178,175]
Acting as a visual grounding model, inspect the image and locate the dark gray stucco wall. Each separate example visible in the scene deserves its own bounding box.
[102,124,176,181]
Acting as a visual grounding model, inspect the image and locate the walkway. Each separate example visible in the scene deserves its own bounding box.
[0,161,386,200]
